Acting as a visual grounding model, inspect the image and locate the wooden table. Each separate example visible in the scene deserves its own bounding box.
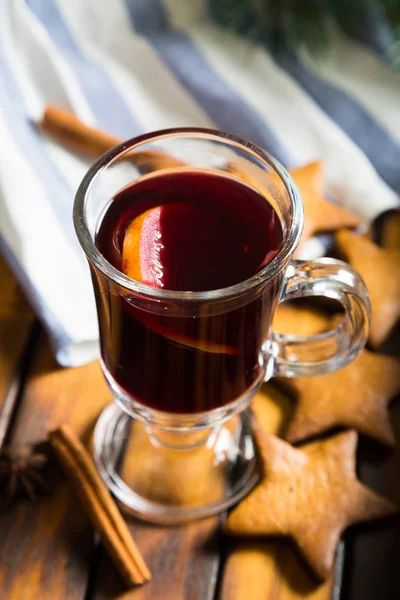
[0,255,399,600]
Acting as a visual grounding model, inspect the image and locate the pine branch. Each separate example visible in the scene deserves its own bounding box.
[209,0,400,67]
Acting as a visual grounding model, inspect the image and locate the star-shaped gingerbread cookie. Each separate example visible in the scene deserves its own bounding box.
[228,160,359,249]
[289,162,360,246]
[223,429,397,580]
[282,349,400,446]
[272,302,331,337]
[336,229,400,349]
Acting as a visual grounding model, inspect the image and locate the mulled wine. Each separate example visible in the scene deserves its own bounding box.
[95,170,283,413]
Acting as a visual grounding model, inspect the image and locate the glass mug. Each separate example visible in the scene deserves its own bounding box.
[74,128,370,524]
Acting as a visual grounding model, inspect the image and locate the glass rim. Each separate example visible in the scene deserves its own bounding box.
[73,127,304,302]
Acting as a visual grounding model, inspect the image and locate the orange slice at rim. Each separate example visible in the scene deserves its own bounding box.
[121,206,238,355]
[122,206,163,287]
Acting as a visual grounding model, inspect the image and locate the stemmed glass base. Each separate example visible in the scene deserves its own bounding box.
[93,403,259,524]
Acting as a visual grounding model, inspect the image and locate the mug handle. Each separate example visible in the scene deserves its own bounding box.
[270,258,370,378]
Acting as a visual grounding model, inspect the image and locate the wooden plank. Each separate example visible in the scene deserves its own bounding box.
[219,384,336,600]
[0,335,223,600]
[343,403,400,600]
[0,255,34,443]
[91,414,225,599]
[0,340,112,599]
[92,518,221,600]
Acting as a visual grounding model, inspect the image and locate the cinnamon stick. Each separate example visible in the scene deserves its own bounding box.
[41,105,120,158]
[49,425,150,587]
[40,105,275,198]
[40,104,185,170]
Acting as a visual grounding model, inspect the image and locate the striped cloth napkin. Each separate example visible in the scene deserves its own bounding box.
[0,0,399,367]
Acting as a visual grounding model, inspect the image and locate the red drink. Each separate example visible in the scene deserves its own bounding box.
[95,170,283,414]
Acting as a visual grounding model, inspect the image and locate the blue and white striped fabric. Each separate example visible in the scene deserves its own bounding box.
[0,0,399,366]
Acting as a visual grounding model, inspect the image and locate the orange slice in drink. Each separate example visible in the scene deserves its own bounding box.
[122,206,163,287]
[122,205,238,355]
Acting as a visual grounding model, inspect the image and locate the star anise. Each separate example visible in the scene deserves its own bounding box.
[0,445,50,511]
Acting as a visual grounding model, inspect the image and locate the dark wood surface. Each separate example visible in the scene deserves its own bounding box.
[0,254,399,600]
